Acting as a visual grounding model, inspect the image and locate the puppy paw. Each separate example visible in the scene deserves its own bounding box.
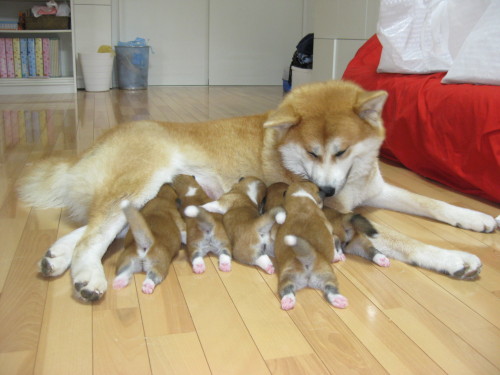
[72,263,107,302]
[327,293,348,309]
[218,254,232,272]
[112,275,130,290]
[192,257,206,274]
[255,254,275,274]
[333,250,346,263]
[373,253,391,267]
[281,294,296,310]
[142,279,156,294]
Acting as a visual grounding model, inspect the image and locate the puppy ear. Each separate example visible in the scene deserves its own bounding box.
[355,90,388,128]
[201,201,227,214]
[263,105,300,129]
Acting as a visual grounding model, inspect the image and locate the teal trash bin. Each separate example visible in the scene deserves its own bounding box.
[115,46,150,90]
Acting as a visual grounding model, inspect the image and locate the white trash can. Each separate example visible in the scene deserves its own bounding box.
[79,53,114,92]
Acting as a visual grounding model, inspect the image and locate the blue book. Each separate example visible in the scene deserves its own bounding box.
[20,38,28,78]
[27,38,36,77]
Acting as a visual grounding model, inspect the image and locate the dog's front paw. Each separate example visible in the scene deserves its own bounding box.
[452,210,497,233]
[441,251,482,280]
[72,264,108,302]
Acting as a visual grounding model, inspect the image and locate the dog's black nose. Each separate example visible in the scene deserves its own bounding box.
[319,186,335,197]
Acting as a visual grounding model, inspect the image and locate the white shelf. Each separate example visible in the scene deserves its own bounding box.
[0,1,76,95]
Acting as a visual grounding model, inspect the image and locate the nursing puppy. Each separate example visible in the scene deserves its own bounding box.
[323,208,390,267]
[172,174,231,273]
[18,80,497,301]
[274,181,348,310]
[113,184,185,295]
[203,177,286,274]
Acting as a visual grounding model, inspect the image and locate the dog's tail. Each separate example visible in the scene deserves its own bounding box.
[184,205,216,232]
[349,214,378,238]
[17,157,74,209]
[284,235,316,267]
[256,206,286,236]
[121,200,154,256]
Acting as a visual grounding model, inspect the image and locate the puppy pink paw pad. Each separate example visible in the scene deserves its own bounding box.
[281,296,296,310]
[142,280,156,294]
[329,294,348,309]
[112,277,129,290]
[192,259,206,274]
[265,264,275,274]
[333,253,346,263]
[373,254,391,267]
[219,262,231,272]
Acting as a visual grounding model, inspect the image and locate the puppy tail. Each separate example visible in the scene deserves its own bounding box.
[256,206,286,235]
[121,200,154,255]
[284,235,316,266]
[184,205,216,232]
[349,214,378,238]
[17,157,74,208]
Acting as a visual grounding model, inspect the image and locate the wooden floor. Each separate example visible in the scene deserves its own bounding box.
[0,86,498,375]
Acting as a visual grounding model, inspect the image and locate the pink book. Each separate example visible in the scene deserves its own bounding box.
[5,38,14,78]
[0,38,7,78]
[42,38,51,77]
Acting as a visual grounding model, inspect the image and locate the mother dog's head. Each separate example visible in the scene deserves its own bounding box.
[264,80,388,197]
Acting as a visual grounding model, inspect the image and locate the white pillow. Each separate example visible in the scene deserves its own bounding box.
[377,0,492,75]
[377,0,452,74]
[442,1,500,85]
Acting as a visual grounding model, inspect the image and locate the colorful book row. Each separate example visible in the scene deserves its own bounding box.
[0,37,61,79]
[2,109,68,148]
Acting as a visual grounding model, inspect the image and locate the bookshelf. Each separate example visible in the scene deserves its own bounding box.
[0,1,76,95]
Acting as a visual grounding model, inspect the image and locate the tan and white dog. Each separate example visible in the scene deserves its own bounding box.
[18,80,498,301]
[274,181,348,310]
[172,174,232,274]
[202,176,286,274]
[113,184,184,296]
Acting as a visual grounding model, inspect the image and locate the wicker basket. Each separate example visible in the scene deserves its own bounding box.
[25,15,70,30]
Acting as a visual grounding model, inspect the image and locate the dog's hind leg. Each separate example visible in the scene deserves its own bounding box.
[71,205,127,302]
[365,183,497,233]
[39,226,87,276]
[371,222,481,279]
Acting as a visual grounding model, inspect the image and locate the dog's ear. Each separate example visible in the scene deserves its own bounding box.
[263,105,300,129]
[201,201,227,215]
[355,90,388,128]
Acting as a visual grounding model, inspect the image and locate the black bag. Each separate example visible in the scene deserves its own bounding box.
[288,33,314,87]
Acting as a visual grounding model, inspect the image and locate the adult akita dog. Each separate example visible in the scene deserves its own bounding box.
[18,80,498,302]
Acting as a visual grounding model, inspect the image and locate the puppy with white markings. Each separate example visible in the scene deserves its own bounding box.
[172,174,232,273]
[323,208,390,267]
[274,181,348,310]
[203,176,286,274]
[113,184,185,295]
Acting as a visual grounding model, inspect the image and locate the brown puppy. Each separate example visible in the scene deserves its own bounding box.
[172,174,231,273]
[274,181,348,310]
[203,176,286,274]
[113,184,185,294]
[323,208,390,267]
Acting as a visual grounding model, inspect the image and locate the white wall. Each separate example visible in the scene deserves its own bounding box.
[111,0,306,85]
[209,0,304,85]
[117,0,209,85]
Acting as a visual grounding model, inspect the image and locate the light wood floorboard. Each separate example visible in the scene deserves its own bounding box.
[0,86,498,374]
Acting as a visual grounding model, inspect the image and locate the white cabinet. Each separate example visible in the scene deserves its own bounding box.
[73,0,112,89]
[312,0,380,81]
[0,0,76,94]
